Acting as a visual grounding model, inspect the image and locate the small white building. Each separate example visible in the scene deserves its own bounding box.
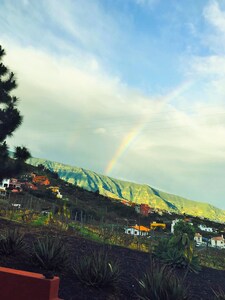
[211,235,225,248]
[0,179,10,188]
[171,219,180,233]
[0,187,7,198]
[199,224,213,232]
[194,233,203,244]
[125,225,150,236]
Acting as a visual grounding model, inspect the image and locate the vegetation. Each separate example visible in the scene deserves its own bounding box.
[32,235,68,273]
[0,228,26,256]
[28,156,225,222]
[136,258,189,300]
[154,221,201,273]
[0,45,31,180]
[73,247,121,288]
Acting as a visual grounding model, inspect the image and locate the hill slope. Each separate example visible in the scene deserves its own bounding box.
[27,157,225,222]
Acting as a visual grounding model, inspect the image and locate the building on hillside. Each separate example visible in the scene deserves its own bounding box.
[150,221,166,230]
[48,186,59,193]
[199,224,213,232]
[140,204,151,216]
[135,204,151,216]
[48,186,63,199]
[21,182,38,191]
[9,178,22,190]
[171,218,194,234]
[0,187,7,198]
[32,176,50,186]
[135,205,141,214]
[125,225,151,236]
[121,200,135,207]
[171,219,180,233]
[0,179,10,188]
[194,233,203,244]
[211,235,225,248]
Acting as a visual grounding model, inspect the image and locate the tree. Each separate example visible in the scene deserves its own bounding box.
[173,220,195,240]
[0,45,30,180]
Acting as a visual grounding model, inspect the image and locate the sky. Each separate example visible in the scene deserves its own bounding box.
[1,0,225,209]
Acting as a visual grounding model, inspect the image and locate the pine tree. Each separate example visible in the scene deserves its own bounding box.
[0,45,31,180]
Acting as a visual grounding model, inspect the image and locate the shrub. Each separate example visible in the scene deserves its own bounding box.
[136,259,189,300]
[32,235,68,272]
[154,237,201,273]
[0,228,26,256]
[73,248,121,288]
[153,238,170,260]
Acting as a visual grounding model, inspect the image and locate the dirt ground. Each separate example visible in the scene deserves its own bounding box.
[0,218,225,300]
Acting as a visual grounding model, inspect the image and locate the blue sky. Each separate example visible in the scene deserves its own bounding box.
[1,0,225,209]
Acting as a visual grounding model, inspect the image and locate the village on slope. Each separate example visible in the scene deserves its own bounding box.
[0,171,225,250]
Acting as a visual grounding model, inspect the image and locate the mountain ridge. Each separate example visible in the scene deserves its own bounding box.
[27,157,225,222]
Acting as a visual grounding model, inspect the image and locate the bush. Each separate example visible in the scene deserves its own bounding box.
[154,237,201,273]
[73,248,121,288]
[0,228,26,256]
[136,259,189,300]
[153,238,170,260]
[32,235,68,273]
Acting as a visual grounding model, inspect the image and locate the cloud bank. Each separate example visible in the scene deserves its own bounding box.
[1,0,225,209]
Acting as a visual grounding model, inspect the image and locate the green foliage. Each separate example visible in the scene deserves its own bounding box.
[173,220,195,240]
[153,235,201,273]
[162,247,201,273]
[153,238,170,260]
[0,45,30,180]
[0,228,26,256]
[32,235,68,272]
[14,146,31,162]
[136,259,189,300]
[28,156,225,222]
[73,248,121,288]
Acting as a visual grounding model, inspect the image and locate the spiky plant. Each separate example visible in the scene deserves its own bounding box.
[0,228,26,256]
[73,248,121,288]
[32,235,68,273]
[136,259,189,300]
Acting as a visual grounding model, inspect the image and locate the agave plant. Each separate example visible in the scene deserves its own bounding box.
[32,235,68,272]
[73,248,121,288]
[136,259,189,300]
[0,228,26,256]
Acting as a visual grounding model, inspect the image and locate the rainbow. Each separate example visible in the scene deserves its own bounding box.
[104,80,193,175]
[105,118,146,175]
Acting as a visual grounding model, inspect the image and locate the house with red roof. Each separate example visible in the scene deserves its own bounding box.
[32,176,50,186]
[211,235,224,248]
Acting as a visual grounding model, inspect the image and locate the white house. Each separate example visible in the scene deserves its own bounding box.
[0,187,7,198]
[171,219,180,233]
[198,224,213,232]
[194,233,203,244]
[211,235,225,248]
[125,225,150,236]
[0,179,10,188]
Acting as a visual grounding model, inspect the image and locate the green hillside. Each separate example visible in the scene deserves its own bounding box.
[27,157,225,222]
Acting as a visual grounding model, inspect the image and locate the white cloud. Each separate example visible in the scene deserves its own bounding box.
[2,0,225,209]
[94,128,107,135]
[204,0,225,34]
